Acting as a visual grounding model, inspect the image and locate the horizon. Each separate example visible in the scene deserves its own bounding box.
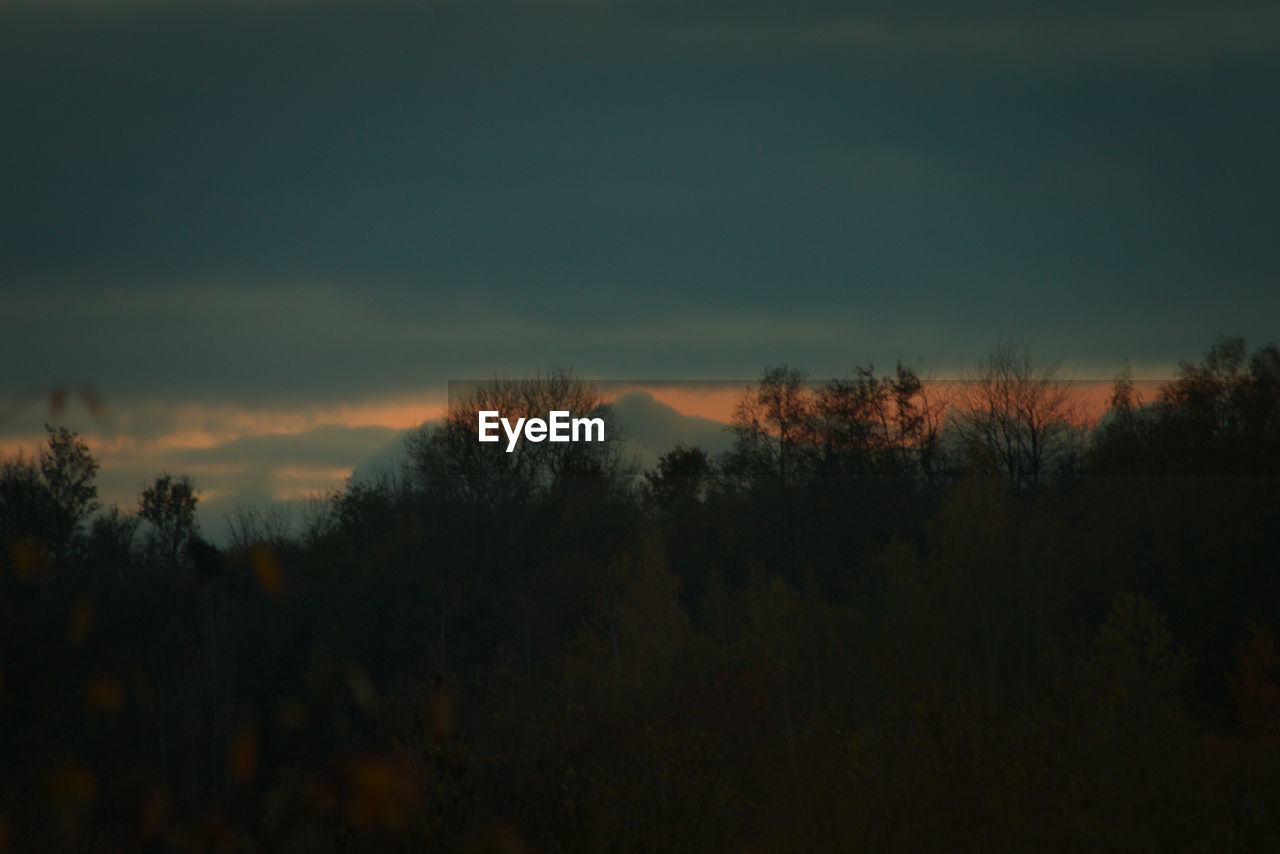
[3,2,1279,847]
[7,0,1276,540]
[1,368,1180,543]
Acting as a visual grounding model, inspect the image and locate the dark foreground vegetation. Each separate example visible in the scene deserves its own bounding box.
[3,337,1280,852]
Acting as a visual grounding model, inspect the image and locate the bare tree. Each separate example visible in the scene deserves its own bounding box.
[298,491,337,547]
[815,362,947,478]
[723,365,815,489]
[407,369,632,508]
[225,502,295,553]
[950,340,1086,491]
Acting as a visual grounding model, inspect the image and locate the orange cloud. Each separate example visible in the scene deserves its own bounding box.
[617,384,745,424]
[2,378,1173,540]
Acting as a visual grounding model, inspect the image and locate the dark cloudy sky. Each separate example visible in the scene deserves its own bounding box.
[3,0,1278,535]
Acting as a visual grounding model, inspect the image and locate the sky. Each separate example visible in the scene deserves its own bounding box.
[3,0,1278,538]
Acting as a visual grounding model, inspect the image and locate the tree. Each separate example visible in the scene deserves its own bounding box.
[0,453,56,578]
[1088,364,1146,474]
[86,504,140,573]
[225,502,296,553]
[718,365,817,567]
[814,362,945,478]
[0,427,100,573]
[1085,592,1193,724]
[722,365,815,489]
[1090,336,1280,475]
[642,444,715,514]
[1154,336,1280,472]
[1228,623,1280,740]
[950,339,1085,492]
[40,424,100,563]
[139,473,200,568]
[406,369,631,509]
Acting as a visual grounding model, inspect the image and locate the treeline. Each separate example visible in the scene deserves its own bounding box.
[1,337,1279,852]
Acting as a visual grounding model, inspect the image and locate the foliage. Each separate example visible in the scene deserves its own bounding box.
[949,339,1086,491]
[1,345,1279,851]
[138,473,200,568]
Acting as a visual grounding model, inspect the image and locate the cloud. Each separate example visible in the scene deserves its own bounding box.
[349,429,415,485]
[170,424,395,468]
[3,0,1276,543]
[0,399,421,543]
[609,391,734,464]
[658,6,1280,62]
[5,276,1254,430]
[123,424,393,542]
[8,0,1279,66]
[5,0,1276,388]
[350,389,736,486]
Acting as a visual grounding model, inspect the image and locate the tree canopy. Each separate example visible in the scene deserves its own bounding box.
[2,338,1279,851]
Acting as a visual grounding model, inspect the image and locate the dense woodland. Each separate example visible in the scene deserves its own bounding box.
[2,336,1280,852]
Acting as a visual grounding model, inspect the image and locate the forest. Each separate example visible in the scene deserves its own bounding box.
[2,336,1279,852]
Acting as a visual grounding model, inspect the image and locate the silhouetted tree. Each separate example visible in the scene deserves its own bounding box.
[139,473,200,568]
[4,339,1280,852]
[407,369,631,510]
[39,424,99,564]
[1155,335,1280,472]
[815,362,945,478]
[722,365,815,490]
[85,504,139,574]
[950,339,1085,491]
[1091,336,1280,475]
[0,453,56,578]
[642,444,714,514]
